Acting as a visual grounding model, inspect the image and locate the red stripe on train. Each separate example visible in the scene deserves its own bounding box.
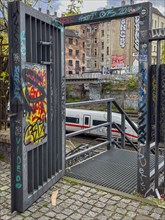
[65,123,138,139]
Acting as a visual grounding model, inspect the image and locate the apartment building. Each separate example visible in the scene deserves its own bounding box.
[64,6,165,76]
[65,29,85,76]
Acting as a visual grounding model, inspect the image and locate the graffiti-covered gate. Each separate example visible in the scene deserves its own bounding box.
[8,1,65,212]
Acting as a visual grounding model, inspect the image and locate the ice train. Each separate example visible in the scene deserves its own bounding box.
[66,108,138,142]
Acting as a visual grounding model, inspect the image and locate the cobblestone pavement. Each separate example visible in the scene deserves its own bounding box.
[1,161,165,220]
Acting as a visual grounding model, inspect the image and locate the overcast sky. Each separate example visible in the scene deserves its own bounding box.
[37,0,165,16]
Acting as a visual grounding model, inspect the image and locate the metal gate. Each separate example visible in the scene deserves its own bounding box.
[8,1,65,212]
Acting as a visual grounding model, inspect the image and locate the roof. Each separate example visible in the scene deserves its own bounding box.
[65,29,79,38]
[152,7,165,17]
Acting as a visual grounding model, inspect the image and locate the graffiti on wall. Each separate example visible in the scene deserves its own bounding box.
[134,16,139,51]
[111,55,125,68]
[22,64,47,146]
[120,18,126,48]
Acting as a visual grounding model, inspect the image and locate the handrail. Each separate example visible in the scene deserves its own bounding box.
[66,98,139,163]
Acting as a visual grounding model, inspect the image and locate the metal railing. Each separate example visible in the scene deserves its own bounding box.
[66,98,138,163]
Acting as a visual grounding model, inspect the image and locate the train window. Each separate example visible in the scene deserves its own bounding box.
[93,120,106,126]
[66,117,79,124]
[85,117,89,125]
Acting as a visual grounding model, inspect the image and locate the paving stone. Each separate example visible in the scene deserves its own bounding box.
[137,208,150,216]
[82,203,93,210]
[80,186,91,191]
[31,211,44,218]
[126,211,137,218]
[62,208,74,216]
[135,215,153,220]
[39,207,50,213]
[45,211,56,218]
[150,212,161,219]
[95,214,108,220]
[70,212,83,220]
[55,213,68,219]
[77,207,89,215]
[95,201,106,208]
[86,210,98,218]
[116,207,127,215]
[91,206,103,214]
[154,207,164,215]
[111,213,123,219]
[111,196,122,201]
[38,217,51,220]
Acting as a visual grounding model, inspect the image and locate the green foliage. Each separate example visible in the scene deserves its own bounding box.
[102,81,113,92]
[62,0,83,16]
[161,41,165,64]
[126,76,138,90]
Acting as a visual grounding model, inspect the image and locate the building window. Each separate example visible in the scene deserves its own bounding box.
[76,50,79,56]
[75,39,78,45]
[101,54,104,62]
[75,60,79,67]
[83,42,85,48]
[87,28,90,32]
[94,38,97,44]
[82,53,85,63]
[69,71,73,74]
[82,29,85,34]
[155,20,157,28]
[94,60,97,68]
[82,66,85,72]
[107,47,109,55]
[101,42,104,50]
[69,60,73,66]
[101,30,104,37]
[69,49,72,56]
[69,38,73,44]
[161,22,164,28]
[94,49,97,56]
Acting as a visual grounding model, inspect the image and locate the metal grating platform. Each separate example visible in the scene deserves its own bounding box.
[65,148,164,194]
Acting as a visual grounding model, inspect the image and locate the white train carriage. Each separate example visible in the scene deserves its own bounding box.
[66,108,138,142]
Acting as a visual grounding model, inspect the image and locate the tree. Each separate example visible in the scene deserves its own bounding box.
[62,0,83,16]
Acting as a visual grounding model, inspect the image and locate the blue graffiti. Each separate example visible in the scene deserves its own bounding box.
[20,31,26,57]
[14,65,22,103]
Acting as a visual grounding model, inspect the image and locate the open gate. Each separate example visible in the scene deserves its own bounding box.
[8,1,65,212]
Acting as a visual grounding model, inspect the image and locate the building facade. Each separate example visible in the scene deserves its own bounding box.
[64,6,165,77]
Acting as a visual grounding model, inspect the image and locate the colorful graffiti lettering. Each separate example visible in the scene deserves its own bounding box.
[58,4,142,25]
[22,65,47,146]
[15,120,22,189]
[14,65,22,103]
[20,31,26,57]
[134,16,139,51]
[111,55,125,68]
[120,18,126,48]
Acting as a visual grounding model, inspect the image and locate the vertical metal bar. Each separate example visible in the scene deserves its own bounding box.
[137,2,152,194]
[155,40,161,189]
[60,25,65,173]
[37,20,41,63]
[107,101,112,150]
[39,145,43,185]
[32,17,37,63]
[26,14,31,62]
[121,113,125,149]
[34,148,39,189]
[28,150,34,193]
[56,27,60,172]
[47,24,52,178]
[52,26,56,175]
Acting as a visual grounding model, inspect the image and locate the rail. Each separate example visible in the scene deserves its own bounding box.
[66,98,138,163]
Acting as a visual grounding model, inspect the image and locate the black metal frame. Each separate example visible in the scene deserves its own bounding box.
[58,2,152,195]
[8,1,65,212]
